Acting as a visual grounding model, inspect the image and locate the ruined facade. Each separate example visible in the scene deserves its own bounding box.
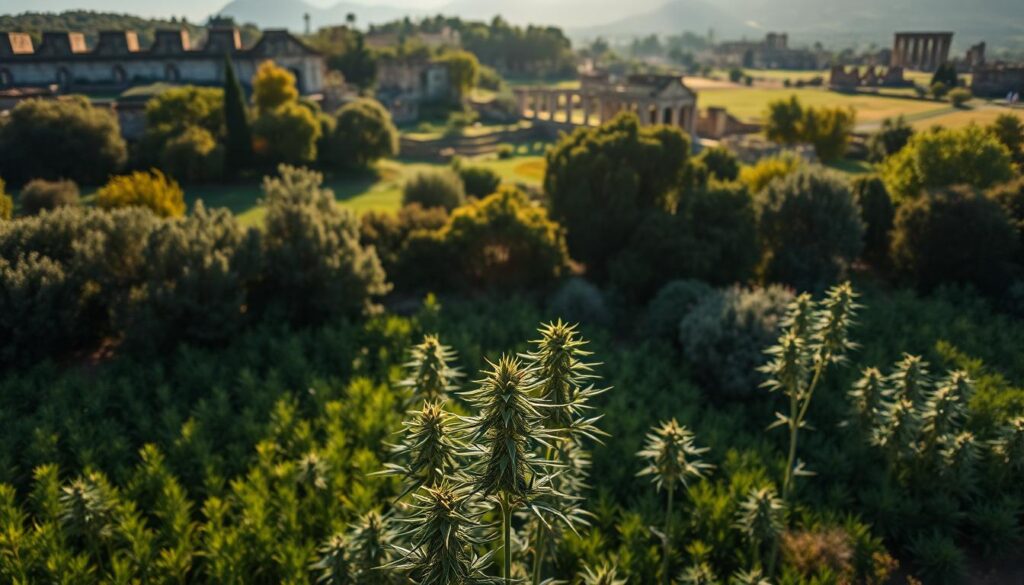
[890,32,953,72]
[374,56,452,123]
[513,73,698,138]
[971,63,1024,97]
[0,27,325,94]
[828,65,908,90]
[706,33,825,70]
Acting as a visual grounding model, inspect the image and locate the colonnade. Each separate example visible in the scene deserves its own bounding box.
[891,32,953,71]
[513,88,697,134]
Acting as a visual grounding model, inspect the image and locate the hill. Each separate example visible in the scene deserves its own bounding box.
[216,0,418,31]
[573,0,755,40]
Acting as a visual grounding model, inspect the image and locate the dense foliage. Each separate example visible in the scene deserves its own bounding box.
[403,169,467,211]
[96,169,186,218]
[18,179,80,216]
[320,99,399,170]
[763,96,855,162]
[0,97,126,186]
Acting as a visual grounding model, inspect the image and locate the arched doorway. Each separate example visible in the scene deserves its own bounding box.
[56,67,72,90]
[112,65,127,85]
[165,64,180,82]
[662,106,673,125]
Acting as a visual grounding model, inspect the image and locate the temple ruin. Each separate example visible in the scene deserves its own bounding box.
[512,73,698,137]
[890,32,953,72]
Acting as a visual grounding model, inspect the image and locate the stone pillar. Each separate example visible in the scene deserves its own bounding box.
[926,37,937,70]
[516,91,527,118]
[581,95,591,126]
[669,104,679,127]
[532,91,542,118]
[565,92,574,124]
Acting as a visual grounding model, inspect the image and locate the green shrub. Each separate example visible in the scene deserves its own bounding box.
[640,279,715,342]
[696,146,740,181]
[882,125,1015,203]
[121,202,259,351]
[930,82,949,99]
[402,168,466,211]
[496,144,515,159]
[948,88,972,107]
[908,531,967,585]
[252,101,323,166]
[989,113,1023,165]
[0,96,126,186]
[320,98,399,169]
[678,284,793,400]
[891,185,1019,293]
[258,165,389,323]
[160,126,224,183]
[756,168,864,290]
[852,175,894,269]
[360,203,449,282]
[455,163,502,198]
[969,498,1022,557]
[739,153,802,194]
[546,278,610,326]
[802,105,856,162]
[439,186,569,291]
[97,169,186,218]
[988,176,1024,265]
[142,85,224,166]
[0,191,11,221]
[545,112,691,279]
[867,116,914,162]
[0,252,77,364]
[18,179,80,216]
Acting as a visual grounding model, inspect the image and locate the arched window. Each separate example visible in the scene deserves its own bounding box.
[165,64,180,82]
[663,107,673,125]
[56,67,71,89]
[0,69,12,88]
[112,65,127,84]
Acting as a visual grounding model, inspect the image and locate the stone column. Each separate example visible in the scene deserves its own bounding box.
[565,92,574,124]
[669,104,679,127]
[516,91,527,118]
[532,91,542,118]
[581,95,591,126]
[926,37,937,70]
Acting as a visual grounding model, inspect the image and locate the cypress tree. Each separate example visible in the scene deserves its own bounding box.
[223,55,253,178]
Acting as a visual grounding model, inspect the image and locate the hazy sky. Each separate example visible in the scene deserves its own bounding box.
[0,0,449,21]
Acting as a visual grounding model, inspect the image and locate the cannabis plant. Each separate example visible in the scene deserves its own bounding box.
[637,419,712,585]
[402,334,462,404]
[381,400,465,498]
[581,562,628,585]
[390,481,496,585]
[313,511,400,585]
[734,486,785,571]
[761,282,859,503]
[729,568,772,585]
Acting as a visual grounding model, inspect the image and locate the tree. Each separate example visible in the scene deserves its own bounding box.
[852,175,894,269]
[544,112,690,280]
[258,165,388,323]
[891,186,1018,293]
[867,116,914,162]
[96,169,186,218]
[439,186,569,291]
[161,126,224,183]
[989,113,1024,166]
[252,102,322,166]
[0,97,126,186]
[764,96,804,145]
[18,179,80,216]
[931,63,958,89]
[988,176,1024,265]
[435,50,480,102]
[223,56,254,177]
[696,145,740,181]
[0,179,11,220]
[882,125,1015,203]
[756,168,864,290]
[801,106,856,162]
[740,153,802,194]
[320,99,398,169]
[948,88,972,107]
[252,60,299,112]
[453,162,501,198]
[403,169,466,211]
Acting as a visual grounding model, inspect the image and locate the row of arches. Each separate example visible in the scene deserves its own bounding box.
[0,64,182,90]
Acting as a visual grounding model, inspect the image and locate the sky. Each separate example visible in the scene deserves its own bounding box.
[0,0,448,22]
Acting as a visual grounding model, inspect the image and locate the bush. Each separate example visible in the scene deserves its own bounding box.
[258,165,388,324]
[252,61,299,112]
[756,168,864,290]
[18,179,80,216]
[802,106,856,162]
[930,82,949,99]
[545,113,691,279]
[546,278,610,326]
[0,253,77,364]
[948,88,972,107]
[988,176,1024,264]
[121,202,258,350]
[440,186,569,291]
[496,144,515,159]
[252,102,322,166]
[455,163,502,198]
[142,86,223,165]
[852,175,894,269]
[891,186,1019,294]
[867,116,914,162]
[908,531,967,585]
[764,95,804,145]
[696,146,740,181]
[609,184,759,302]
[882,125,1015,203]
[989,113,1024,165]
[97,169,186,218]
[0,182,11,220]
[740,153,802,194]
[160,126,224,183]
[402,169,466,211]
[640,279,715,341]
[0,96,126,186]
[321,99,399,169]
[678,284,793,400]
[360,203,449,279]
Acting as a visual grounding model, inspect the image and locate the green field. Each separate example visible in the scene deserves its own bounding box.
[180,155,548,228]
[699,86,952,123]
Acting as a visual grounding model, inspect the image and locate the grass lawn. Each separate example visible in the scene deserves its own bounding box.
[699,86,951,124]
[909,104,1024,130]
[182,155,548,228]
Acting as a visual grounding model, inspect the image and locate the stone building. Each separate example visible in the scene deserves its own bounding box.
[963,42,986,71]
[706,33,824,70]
[971,63,1024,97]
[0,26,325,95]
[374,55,452,123]
[513,73,698,138]
[890,32,953,72]
[828,65,908,90]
